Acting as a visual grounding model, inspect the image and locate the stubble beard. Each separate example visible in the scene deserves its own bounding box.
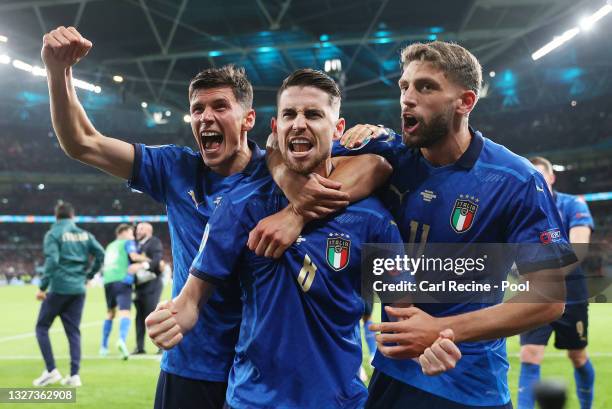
[403,108,453,149]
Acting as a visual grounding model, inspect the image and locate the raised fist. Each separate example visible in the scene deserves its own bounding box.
[41,26,92,73]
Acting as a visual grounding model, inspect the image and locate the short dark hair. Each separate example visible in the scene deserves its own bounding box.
[277,68,341,107]
[401,41,482,96]
[188,65,253,109]
[54,202,74,219]
[115,223,133,237]
[529,156,553,174]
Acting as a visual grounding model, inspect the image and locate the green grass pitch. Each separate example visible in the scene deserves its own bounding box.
[0,285,610,408]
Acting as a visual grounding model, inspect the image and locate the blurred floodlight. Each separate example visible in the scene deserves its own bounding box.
[73,78,97,92]
[552,164,566,171]
[532,28,580,60]
[579,3,612,30]
[11,57,100,92]
[141,101,148,108]
[0,54,10,64]
[183,114,190,123]
[32,65,46,77]
[0,35,7,43]
[533,4,612,60]
[324,58,342,73]
[73,79,98,92]
[13,59,33,72]
[113,75,124,83]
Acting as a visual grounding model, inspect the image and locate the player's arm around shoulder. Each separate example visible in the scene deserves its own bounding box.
[42,26,134,179]
[329,154,392,202]
[424,174,575,344]
[267,126,392,219]
[250,150,391,259]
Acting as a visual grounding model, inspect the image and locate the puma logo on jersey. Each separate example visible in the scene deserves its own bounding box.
[187,190,204,208]
[389,184,409,205]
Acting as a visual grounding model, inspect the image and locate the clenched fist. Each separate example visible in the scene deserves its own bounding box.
[146,298,199,350]
[41,26,92,74]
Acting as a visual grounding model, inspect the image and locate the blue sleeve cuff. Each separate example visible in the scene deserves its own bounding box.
[569,222,594,230]
[127,143,143,189]
[189,267,228,285]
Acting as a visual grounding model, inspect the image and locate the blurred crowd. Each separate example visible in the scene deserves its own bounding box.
[0,223,171,283]
[476,94,612,154]
[0,183,164,215]
[0,94,610,282]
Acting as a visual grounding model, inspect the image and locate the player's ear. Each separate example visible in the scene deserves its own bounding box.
[333,117,346,141]
[267,117,279,150]
[456,89,477,116]
[270,116,277,134]
[242,108,256,132]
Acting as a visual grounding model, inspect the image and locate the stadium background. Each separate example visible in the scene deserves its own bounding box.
[0,0,610,408]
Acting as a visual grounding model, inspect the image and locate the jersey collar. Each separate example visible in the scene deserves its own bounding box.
[454,127,484,169]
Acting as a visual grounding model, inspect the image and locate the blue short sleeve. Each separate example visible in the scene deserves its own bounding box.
[332,130,403,168]
[127,144,178,203]
[190,198,249,284]
[568,196,594,230]
[506,173,577,273]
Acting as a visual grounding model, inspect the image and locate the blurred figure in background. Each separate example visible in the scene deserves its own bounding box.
[518,156,595,409]
[100,223,140,360]
[131,222,164,355]
[33,202,104,387]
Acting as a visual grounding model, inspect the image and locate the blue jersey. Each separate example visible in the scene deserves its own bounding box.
[554,191,594,304]
[128,141,267,381]
[333,129,577,406]
[126,240,137,254]
[191,172,403,409]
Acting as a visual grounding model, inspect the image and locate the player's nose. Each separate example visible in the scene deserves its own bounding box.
[291,114,306,131]
[401,87,417,108]
[202,107,215,123]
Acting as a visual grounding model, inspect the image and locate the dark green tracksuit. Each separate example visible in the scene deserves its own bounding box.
[36,218,104,376]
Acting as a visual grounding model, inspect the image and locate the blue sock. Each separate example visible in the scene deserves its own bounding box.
[575,359,594,409]
[101,319,112,348]
[363,320,377,358]
[518,363,540,409]
[119,317,131,343]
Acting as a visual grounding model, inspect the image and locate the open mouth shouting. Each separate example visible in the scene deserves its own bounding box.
[402,113,420,134]
[287,136,314,158]
[200,130,224,154]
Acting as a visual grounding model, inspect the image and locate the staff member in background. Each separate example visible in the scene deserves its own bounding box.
[100,223,140,360]
[131,222,164,355]
[33,202,105,387]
